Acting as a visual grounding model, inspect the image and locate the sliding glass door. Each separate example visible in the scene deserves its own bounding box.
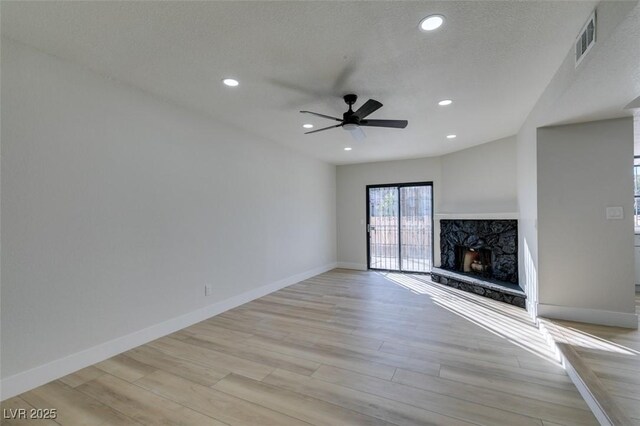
[367,183,433,273]
[367,186,400,270]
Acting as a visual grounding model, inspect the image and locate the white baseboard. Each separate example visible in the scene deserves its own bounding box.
[537,303,638,329]
[336,262,367,271]
[0,262,337,401]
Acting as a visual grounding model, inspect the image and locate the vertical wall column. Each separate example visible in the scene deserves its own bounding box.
[537,117,637,328]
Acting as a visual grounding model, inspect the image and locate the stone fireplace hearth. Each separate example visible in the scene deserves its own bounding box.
[431,219,525,308]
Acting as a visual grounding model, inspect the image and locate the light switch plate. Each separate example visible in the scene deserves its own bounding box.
[606,206,624,220]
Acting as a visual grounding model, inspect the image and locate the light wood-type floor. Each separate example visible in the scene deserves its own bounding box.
[545,294,640,425]
[1,269,598,425]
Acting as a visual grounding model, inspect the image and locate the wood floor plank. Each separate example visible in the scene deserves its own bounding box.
[204,314,291,340]
[180,320,253,342]
[577,352,640,374]
[516,355,567,375]
[94,354,157,383]
[121,345,228,387]
[261,293,335,310]
[390,367,596,425]
[209,311,329,339]
[135,370,309,425]
[440,365,584,408]
[21,381,141,426]
[379,338,523,367]
[177,333,321,376]
[613,395,640,420]
[601,377,640,400]
[593,365,640,386]
[224,307,357,334]
[266,335,442,377]
[213,373,392,426]
[58,366,106,388]
[77,374,223,425]
[308,364,546,426]
[263,368,476,426]
[284,328,384,351]
[440,356,576,388]
[148,336,274,381]
[243,334,398,380]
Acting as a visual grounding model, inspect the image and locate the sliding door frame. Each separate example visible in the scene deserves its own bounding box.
[366,181,434,273]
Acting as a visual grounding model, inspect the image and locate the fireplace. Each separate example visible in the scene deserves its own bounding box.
[440,219,518,284]
[431,219,525,308]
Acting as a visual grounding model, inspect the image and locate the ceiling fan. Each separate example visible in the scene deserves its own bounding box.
[300,94,408,140]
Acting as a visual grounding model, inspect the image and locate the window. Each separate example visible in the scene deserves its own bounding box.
[634,157,640,228]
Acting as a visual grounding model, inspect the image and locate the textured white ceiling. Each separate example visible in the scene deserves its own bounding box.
[1,1,597,165]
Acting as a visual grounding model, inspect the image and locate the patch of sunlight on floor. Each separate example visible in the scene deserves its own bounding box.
[382,272,639,363]
[381,272,561,364]
[549,324,639,356]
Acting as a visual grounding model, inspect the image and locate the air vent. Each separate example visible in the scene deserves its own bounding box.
[575,11,596,66]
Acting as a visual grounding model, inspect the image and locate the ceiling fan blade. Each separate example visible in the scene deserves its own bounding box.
[360,119,408,129]
[304,124,343,134]
[349,126,366,141]
[353,99,383,119]
[300,111,342,122]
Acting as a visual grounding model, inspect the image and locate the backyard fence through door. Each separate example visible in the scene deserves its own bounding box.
[367,183,433,273]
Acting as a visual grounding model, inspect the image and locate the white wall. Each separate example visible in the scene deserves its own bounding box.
[516,0,640,322]
[336,136,518,270]
[440,136,518,214]
[0,39,337,395]
[537,118,637,328]
[336,157,441,270]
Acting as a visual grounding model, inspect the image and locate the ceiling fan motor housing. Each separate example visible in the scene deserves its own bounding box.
[343,94,358,106]
[343,94,359,125]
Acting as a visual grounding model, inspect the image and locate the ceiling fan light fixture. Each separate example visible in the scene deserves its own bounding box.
[438,99,453,106]
[303,124,314,129]
[222,78,239,87]
[420,15,444,32]
[343,123,358,131]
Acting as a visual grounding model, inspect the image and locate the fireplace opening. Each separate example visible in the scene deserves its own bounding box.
[455,245,492,278]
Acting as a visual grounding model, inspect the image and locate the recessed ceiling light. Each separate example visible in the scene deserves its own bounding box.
[438,99,453,106]
[222,78,239,87]
[419,15,444,32]
[303,124,314,129]
[446,134,457,139]
[344,147,352,151]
